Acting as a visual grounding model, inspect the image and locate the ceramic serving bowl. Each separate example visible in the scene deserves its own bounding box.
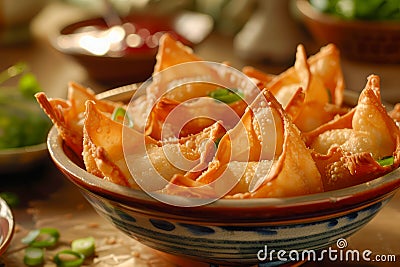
[0,143,48,173]
[50,11,213,87]
[46,88,400,266]
[0,197,14,256]
[296,0,400,64]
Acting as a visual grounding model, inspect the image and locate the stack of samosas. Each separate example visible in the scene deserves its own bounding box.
[36,33,400,199]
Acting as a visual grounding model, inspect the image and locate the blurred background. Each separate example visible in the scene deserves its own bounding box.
[0,0,399,100]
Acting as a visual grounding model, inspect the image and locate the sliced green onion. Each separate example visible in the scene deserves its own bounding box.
[21,229,40,245]
[22,227,60,248]
[71,236,95,257]
[54,250,85,267]
[111,106,126,122]
[111,107,134,128]
[208,88,243,104]
[24,247,44,266]
[377,156,394,166]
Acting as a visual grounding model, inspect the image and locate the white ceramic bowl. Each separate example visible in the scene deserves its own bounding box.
[0,143,48,173]
[0,197,14,256]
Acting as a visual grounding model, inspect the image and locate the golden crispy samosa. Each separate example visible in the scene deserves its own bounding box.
[35,82,119,156]
[304,75,400,191]
[166,90,323,198]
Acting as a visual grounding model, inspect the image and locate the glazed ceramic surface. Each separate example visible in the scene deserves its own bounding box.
[46,86,400,265]
[51,12,213,87]
[47,123,400,265]
[0,142,48,173]
[83,190,389,265]
[0,197,14,256]
[296,0,400,64]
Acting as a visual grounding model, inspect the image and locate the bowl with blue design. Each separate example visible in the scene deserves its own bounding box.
[46,85,400,266]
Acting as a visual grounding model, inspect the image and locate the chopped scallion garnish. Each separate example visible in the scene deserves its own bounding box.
[377,156,394,167]
[21,229,40,245]
[24,247,44,266]
[22,227,60,248]
[111,107,134,128]
[71,236,95,257]
[208,88,243,104]
[53,250,85,267]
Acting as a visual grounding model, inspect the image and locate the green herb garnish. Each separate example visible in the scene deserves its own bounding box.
[71,236,95,257]
[208,88,244,104]
[22,227,60,248]
[53,250,85,267]
[111,107,134,128]
[377,156,394,166]
[24,247,44,266]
